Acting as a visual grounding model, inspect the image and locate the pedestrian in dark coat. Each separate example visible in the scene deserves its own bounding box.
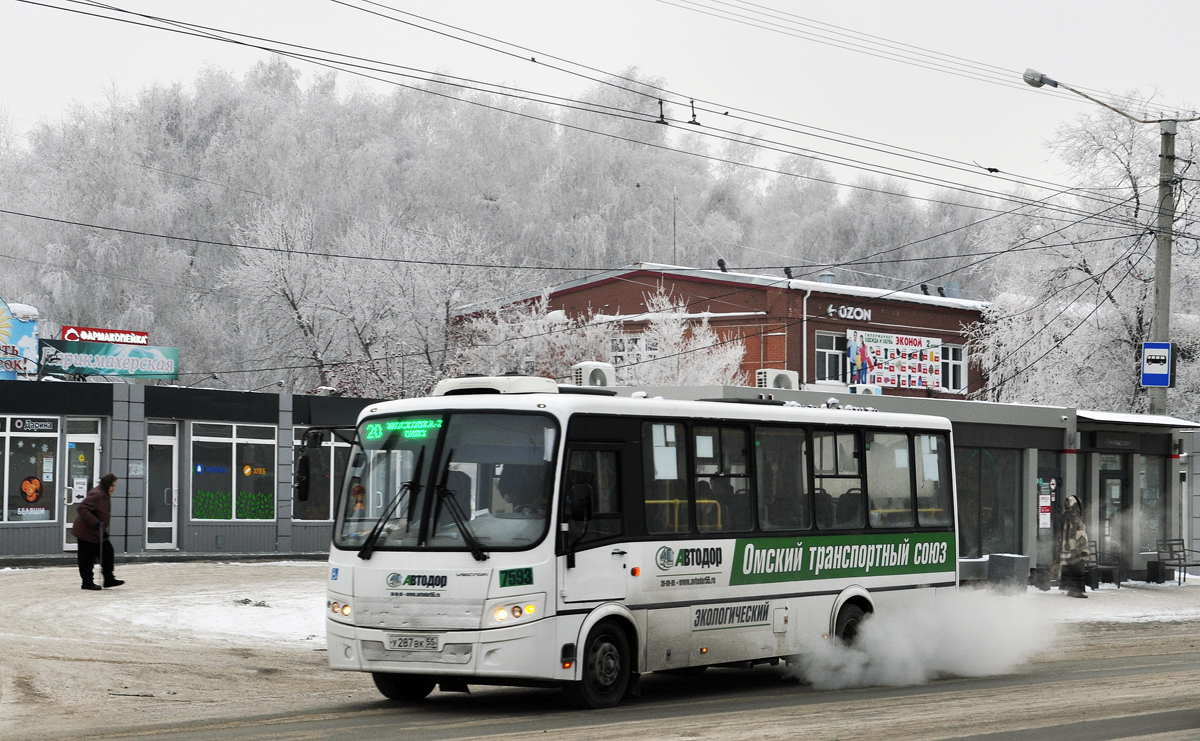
[72,473,124,590]
[1057,495,1089,598]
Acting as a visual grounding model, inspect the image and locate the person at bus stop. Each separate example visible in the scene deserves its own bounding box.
[1057,495,1089,598]
[71,473,125,591]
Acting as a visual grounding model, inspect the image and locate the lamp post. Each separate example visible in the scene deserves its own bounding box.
[1024,69,1198,415]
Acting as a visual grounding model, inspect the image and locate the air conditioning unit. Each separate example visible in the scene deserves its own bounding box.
[756,368,800,390]
[572,361,616,387]
[849,384,884,395]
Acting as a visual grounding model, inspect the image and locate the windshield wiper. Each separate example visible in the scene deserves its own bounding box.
[357,448,425,561]
[431,449,489,562]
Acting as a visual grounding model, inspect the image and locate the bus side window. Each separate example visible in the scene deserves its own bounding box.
[695,426,752,533]
[563,449,622,546]
[643,422,690,534]
[813,430,864,529]
[915,434,952,526]
[865,432,914,528]
[756,427,811,531]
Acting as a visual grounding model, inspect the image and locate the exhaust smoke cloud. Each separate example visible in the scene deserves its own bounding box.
[791,590,1053,690]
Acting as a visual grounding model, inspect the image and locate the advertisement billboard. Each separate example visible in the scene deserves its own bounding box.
[0,299,40,380]
[39,339,179,379]
[847,330,942,390]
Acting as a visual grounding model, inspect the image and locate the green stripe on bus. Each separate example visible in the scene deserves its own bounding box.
[729,532,956,586]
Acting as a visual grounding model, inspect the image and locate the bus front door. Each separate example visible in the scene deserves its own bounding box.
[559,445,627,604]
[559,545,627,604]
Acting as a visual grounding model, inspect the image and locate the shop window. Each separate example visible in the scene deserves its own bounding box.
[865,432,913,528]
[816,333,848,383]
[940,345,967,392]
[1138,455,1166,553]
[643,422,689,534]
[813,430,864,529]
[694,426,751,532]
[955,447,1022,558]
[292,429,350,522]
[191,423,276,521]
[2,416,59,523]
[755,426,811,531]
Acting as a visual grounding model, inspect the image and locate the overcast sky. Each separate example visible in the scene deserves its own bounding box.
[3,0,1197,202]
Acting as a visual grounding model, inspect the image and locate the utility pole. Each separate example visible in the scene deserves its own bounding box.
[1148,120,1176,416]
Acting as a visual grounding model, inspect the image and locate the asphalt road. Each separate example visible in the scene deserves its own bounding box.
[90,630,1200,741]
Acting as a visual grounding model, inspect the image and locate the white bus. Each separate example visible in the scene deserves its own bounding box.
[313,376,957,708]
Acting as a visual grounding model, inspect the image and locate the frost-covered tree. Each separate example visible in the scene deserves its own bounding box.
[614,289,747,387]
[970,105,1199,415]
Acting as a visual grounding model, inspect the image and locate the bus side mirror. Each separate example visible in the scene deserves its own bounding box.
[305,430,323,449]
[295,454,311,502]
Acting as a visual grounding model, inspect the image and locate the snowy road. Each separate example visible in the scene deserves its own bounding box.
[1,561,1198,740]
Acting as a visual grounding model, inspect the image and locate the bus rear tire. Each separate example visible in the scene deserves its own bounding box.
[563,620,630,709]
[372,672,436,702]
[835,604,866,644]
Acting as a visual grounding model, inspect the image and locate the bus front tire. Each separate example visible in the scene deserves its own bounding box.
[564,620,631,709]
[835,604,866,644]
[372,672,436,702]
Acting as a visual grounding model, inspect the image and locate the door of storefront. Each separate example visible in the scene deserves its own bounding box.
[146,422,178,549]
[63,419,101,552]
[1097,454,1129,563]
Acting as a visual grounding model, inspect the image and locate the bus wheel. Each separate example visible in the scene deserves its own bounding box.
[835,604,866,644]
[372,672,436,702]
[564,620,630,709]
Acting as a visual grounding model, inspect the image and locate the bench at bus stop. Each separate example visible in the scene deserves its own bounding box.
[1085,550,1123,590]
[1156,539,1200,585]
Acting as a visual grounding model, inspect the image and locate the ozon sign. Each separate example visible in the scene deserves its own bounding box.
[61,325,149,346]
[826,304,873,322]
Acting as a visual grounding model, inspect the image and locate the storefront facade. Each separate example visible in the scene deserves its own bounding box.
[0,379,1192,579]
[0,381,370,560]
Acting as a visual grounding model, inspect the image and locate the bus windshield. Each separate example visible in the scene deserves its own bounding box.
[334,412,558,552]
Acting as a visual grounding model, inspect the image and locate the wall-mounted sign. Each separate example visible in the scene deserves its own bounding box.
[39,339,179,379]
[0,298,40,379]
[848,330,942,389]
[61,325,150,346]
[826,304,873,322]
[12,417,57,433]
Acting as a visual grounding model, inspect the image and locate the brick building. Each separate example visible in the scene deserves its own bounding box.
[540,263,987,397]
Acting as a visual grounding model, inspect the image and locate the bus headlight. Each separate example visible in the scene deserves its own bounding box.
[484,594,546,627]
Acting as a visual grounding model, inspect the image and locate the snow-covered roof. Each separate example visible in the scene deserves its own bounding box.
[593,309,767,323]
[1077,410,1200,428]
[525,263,990,312]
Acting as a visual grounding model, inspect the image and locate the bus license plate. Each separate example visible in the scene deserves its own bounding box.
[388,634,439,651]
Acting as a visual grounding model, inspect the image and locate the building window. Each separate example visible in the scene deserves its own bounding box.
[292,428,350,522]
[609,334,658,367]
[2,416,59,522]
[941,345,966,392]
[955,447,1022,558]
[191,423,276,521]
[815,332,848,383]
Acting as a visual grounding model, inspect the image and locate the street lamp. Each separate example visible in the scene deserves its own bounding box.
[1024,69,1199,415]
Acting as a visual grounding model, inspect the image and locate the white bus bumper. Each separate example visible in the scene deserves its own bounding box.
[327,614,582,682]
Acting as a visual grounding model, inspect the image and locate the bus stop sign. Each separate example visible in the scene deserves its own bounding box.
[1140,342,1175,388]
